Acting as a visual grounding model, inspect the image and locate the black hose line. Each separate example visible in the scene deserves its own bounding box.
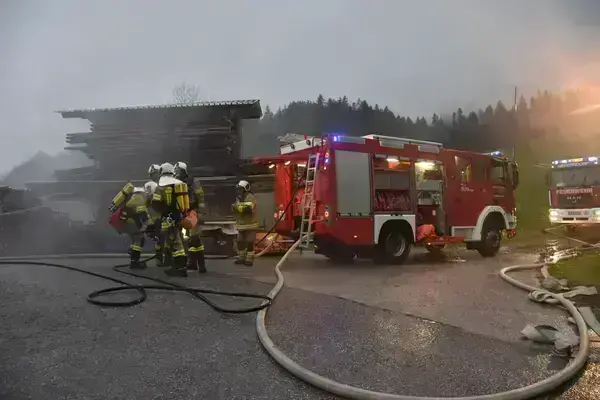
[0,255,272,313]
[0,175,305,313]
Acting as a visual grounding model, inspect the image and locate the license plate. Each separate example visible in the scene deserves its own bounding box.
[568,211,582,216]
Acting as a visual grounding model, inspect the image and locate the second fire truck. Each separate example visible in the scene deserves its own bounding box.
[547,156,600,229]
[258,133,519,264]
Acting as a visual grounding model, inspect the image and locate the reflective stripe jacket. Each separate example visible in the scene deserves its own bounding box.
[233,192,259,231]
[151,176,190,222]
[189,179,206,216]
[122,191,149,228]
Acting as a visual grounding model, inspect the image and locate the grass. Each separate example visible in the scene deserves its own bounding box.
[549,252,600,287]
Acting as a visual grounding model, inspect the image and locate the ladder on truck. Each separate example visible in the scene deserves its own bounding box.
[299,153,320,249]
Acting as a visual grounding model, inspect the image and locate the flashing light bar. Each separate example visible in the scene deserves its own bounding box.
[485,150,504,157]
[551,156,600,168]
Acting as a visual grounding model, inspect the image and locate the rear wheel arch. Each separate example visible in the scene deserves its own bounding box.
[471,206,508,240]
[378,220,415,244]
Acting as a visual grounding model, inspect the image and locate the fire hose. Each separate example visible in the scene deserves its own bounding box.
[2,199,594,396]
[0,180,303,311]
[254,226,595,400]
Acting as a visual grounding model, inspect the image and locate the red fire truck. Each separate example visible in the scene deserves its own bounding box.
[547,156,600,228]
[259,133,519,264]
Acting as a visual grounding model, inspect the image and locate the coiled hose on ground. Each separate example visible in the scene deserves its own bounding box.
[0,179,303,311]
[0,223,285,311]
[1,216,591,396]
[255,228,593,400]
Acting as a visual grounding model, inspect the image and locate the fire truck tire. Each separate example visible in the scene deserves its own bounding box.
[477,220,503,258]
[374,227,412,265]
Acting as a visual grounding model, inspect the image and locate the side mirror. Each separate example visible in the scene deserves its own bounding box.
[511,162,519,189]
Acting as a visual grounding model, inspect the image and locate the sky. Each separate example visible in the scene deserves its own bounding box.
[1,0,599,174]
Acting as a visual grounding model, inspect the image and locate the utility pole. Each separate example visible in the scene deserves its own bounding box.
[512,86,518,161]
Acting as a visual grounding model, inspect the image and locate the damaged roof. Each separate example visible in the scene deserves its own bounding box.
[57,99,262,120]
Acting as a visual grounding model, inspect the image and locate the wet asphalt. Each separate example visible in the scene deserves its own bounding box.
[0,257,598,399]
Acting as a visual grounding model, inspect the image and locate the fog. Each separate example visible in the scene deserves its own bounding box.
[1,0,599,174]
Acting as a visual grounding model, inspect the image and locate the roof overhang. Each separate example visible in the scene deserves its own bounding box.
[56,100,262,122]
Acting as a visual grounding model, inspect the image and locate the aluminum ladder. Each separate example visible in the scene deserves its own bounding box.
[298,153,320,249]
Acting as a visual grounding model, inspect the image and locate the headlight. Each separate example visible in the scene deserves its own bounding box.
[549,210,559,217]
[594,210,600,216]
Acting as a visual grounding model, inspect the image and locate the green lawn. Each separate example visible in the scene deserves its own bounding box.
[549,252,600,287]
[506,139,550,250]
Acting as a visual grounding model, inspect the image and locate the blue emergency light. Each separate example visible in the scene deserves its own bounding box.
[551,156,599,168]
[330,133,345,142]
[485,150,504,157]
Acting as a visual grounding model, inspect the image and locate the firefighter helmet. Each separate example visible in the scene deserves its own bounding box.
[159,162,175,176]
[236,180,250,191]
[148,164,160,180]
[174,161,188,179]
[144,181,158,196]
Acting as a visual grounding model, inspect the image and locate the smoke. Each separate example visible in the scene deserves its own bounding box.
[1,0,600,173]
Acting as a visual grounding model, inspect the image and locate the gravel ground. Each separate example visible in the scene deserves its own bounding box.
[0,258,598,399]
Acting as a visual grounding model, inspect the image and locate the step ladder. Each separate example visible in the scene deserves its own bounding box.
[299,153,320,249]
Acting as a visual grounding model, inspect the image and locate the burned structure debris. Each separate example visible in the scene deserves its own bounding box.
[27,100,269,224]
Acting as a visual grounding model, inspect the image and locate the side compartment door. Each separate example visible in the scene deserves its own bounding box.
[333,150,374,244]
[449,155,489,228]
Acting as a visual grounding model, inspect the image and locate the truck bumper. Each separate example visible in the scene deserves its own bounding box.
[549,208,600,224]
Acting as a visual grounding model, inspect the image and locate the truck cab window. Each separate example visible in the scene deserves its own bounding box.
[491,160,507,185]
[454,156,472,183]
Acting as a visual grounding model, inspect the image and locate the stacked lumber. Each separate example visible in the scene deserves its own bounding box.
[54,100,263,181]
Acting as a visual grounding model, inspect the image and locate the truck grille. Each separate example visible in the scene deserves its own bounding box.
[557,192,594,208]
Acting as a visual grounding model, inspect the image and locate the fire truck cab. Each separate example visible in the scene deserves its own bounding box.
[261,134,519,264]
[547,156,600,227]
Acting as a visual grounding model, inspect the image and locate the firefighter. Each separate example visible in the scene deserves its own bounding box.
[148,164,161,183]
[174,161,207,273]
[110,185,150,269]
[150,164,173,267]
[152,162,190,277]
[144,181,164,265]
[232,180,259,266]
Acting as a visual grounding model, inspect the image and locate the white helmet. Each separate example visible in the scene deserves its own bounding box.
[159,162,175,176]
[144,181,158,196]
[148,164,160,180]
[174,161,188,179]
[236,180,250,191]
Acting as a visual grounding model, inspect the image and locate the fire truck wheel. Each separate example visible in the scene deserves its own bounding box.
[477,223,502,258]
[375,229,411,265]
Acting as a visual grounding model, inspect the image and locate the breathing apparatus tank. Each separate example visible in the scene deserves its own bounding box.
[109,182,134,211]
[175,182,190,212]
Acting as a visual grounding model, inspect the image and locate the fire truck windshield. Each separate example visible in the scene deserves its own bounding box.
[550,165,600,187]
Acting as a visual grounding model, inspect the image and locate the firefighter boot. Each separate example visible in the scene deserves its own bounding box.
[161,250,173,268]
[234,240,247,265]
[155,251,165,267]
[196,251,207,273]
[244,245,254,267]
[186,255,196,270]
[129,250,147,270]
[165,255,188,277]
[244,253,254,267]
